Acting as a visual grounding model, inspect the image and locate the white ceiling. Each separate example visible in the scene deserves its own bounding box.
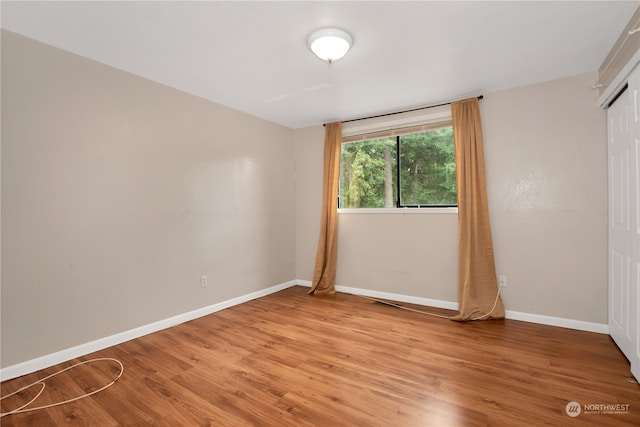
[2,1,638,129]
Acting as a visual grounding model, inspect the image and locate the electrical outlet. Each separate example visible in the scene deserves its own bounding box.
[499,275,507,288]
[200,275,208,288]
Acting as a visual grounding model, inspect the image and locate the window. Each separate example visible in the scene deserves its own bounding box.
[339,126,456,208]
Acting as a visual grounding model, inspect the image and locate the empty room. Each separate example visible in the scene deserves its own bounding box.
[2,1,640,425]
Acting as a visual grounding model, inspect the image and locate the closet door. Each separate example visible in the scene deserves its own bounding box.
[608,80,635,364]
[631,65,640,382]
[608,64,640,381]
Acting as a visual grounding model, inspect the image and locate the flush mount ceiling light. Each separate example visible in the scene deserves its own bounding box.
[308,28,353,63]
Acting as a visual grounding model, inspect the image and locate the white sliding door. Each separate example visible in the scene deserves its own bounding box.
[608,64,640,382]
[631,64,640,382]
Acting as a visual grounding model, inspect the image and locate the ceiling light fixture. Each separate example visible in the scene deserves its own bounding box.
[308,28,352,63]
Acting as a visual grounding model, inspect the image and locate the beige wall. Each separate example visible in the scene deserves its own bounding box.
[293,126,324,284]
[484,72,607,323]
[1,31,295,367]
[294,71,608,324]
[2,28,609,369]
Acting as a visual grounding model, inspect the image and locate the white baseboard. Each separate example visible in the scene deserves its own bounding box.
[298,279,458,310]
[2,279,609,382]
[296,280,609,334]
[0,280,298,382]
[338,283,459,311]
[504,310,609,334]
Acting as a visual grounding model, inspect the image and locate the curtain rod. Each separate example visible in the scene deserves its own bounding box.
[323,95,484,127]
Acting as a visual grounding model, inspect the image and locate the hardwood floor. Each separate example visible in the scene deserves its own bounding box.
[2,285,639,426]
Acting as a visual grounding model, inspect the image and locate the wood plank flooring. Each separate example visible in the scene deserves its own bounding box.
[2,285,639,426]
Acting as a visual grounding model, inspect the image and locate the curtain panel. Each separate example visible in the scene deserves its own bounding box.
[451,98,505,320]
[309,122,342,295]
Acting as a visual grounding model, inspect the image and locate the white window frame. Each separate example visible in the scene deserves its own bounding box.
[339,104,457,213]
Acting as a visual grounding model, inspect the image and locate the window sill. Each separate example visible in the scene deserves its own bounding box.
[337,207,458,214]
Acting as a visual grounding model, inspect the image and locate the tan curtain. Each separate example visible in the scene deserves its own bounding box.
[451,98,505,320]
[309,122,342,295]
